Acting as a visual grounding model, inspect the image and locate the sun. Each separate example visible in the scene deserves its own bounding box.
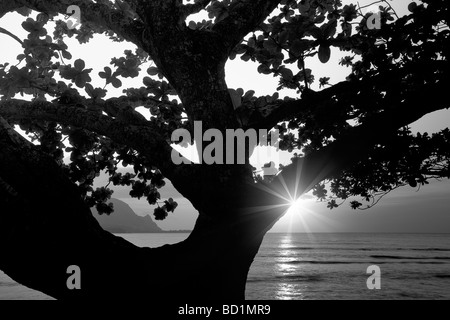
[287,198,307,215]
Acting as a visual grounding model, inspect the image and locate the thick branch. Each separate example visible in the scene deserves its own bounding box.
[249,82,355,130]
[0,116,145,299]
[272,78,450,201]
[252,59,449,131]
[249,66,420,130]
[0,116,275,300]
[0,99,200,200]
[138,0,239,131]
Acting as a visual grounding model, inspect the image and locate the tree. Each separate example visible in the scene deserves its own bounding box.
[0,0,449,300]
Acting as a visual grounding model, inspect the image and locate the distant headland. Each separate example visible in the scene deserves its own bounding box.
[93,198,191,233]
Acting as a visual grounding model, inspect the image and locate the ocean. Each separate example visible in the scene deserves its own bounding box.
[1,233,449,300]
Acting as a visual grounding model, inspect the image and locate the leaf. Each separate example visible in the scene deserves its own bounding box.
[74,59,85,71]
[188,21,197,30]
[15,7,32,17]
[408,179,418,188]
[279,67,293,81]
[350,201,362,210]
[111,77,122,88]
[408,2,417,12]
[85,84,106,99]
[153,207,168,220]
[291,39,314,56]
[263,38,278,52]
[147,66,159,76]
[319,77,330,88]
[22,18,47,38]
[257,64,271,75]
[318,45,331,63]
[96,202,114,215]
[164,198,178,213]
[243,90,255,100]
[322,19,337,38]
[36,13,49,23]
[85,83,94,96]
[62,50,72,60]
[241,53,251,62]
[308,26,322,40]
[278,30,289,45]
[327,200,339,209]
[99,67,112,79]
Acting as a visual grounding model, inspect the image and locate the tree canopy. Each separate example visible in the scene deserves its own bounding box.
[1,0,448,218]
[0,0,449,300]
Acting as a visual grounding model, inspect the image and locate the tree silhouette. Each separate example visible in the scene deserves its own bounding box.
[0,0,449,299]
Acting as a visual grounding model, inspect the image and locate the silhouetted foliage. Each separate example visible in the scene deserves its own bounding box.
[0,0,448,234]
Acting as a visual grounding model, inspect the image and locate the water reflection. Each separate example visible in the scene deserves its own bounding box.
[279,234,294,248]
[275,234,305,299]
[276,283,305,300]
[277,263,297,273]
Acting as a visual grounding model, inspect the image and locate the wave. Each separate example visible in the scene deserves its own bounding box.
[275,274,323,282]
[0,282,19,287]
[375,261,447,264]
[370,255,450,260]
[262,247,450,254]
[283,260,360,265]
[411,248,450,252]
[279,260,448,265]
[362,248,450,252]
[247,278,273,283]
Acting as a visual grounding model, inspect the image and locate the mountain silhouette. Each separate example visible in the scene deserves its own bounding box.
[93,198,162,233]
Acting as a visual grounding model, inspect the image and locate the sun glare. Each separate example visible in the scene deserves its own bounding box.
[288,198,307,215]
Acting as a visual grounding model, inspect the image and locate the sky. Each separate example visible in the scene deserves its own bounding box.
[0,0,449,233]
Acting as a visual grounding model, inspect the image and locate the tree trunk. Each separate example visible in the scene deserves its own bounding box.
[0,189,284,300]
[0,117,287,300]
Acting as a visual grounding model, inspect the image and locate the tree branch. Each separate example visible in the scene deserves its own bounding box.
[2,0,147,50]
[181,0,212,17]
[250,62,449,131]
[270,78,450,201]
[0,26,23,45]
[248,81,356,130]
[100,96,180,116]
[0,99,199,198]
[0,115,176,300]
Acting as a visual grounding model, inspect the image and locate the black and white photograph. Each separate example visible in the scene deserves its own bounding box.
[0,0,449,307]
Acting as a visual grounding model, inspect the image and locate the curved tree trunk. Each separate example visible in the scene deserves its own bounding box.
[0,0,289,297]
[0,117,287,300]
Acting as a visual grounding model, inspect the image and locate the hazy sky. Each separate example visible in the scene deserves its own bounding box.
[1,0,449,233]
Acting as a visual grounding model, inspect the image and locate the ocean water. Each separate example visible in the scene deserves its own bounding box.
[1,233,449,300]
[246,233,450,300]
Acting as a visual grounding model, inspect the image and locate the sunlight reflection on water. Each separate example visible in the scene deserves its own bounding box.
[275,234,306,299]
[276,283,305,300]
